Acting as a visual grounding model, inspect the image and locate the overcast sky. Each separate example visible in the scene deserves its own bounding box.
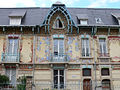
[0,0,120,8]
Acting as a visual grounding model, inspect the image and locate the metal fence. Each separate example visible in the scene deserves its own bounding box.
[0,83,26,90]
[33,82,120,90]
[1,82,120,90]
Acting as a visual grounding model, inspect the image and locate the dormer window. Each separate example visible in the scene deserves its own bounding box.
[77,14,88,25]
[79,19,88,25]
[9,10,26,25]
[95,18,102,24]
[111,13,120,25]
[53,16,64,29]
[10,17,22,25]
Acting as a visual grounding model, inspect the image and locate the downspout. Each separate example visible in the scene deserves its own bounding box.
[32,27,36,89]
[93,26,97,90]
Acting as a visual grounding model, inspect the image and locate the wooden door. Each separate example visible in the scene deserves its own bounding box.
[83,79,92,90]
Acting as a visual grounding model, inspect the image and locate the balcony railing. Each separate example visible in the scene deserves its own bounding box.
[50,53,69,62]
[99,53,109,57]
[1,52,20,63]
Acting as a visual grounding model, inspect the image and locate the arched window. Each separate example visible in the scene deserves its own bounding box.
[102,79,111,90]
[53,16,64,29]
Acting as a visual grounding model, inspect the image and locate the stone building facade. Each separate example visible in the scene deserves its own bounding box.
[0,1,120,90]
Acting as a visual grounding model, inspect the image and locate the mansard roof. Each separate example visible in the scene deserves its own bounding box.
[0,7,120,26]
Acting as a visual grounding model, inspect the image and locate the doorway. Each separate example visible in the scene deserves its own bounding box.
[54,69,64,89]
[83,79,92,90]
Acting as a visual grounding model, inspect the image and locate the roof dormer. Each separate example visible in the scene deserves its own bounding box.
[77,14,88,25]
[9,10,26,25]
[111,13,120,25]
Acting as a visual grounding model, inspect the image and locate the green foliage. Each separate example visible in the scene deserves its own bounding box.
[0,74,9,84]
[17,76,26,90]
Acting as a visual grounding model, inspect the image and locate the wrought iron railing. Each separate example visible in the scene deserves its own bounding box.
[50,53,69,62]
[1,52,20,63]
[99,53,109,57]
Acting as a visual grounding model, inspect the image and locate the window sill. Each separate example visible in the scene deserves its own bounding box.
[52,27,65,30]
[98,57,111,59]
[80,57,93,59]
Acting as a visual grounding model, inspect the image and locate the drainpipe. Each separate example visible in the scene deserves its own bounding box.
[92,26,97,90]
[32,27,36,89]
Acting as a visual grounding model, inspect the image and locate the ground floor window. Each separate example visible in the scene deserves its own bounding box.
[54,69,64,89]
[5,67,16,85]
[102,79,111,90]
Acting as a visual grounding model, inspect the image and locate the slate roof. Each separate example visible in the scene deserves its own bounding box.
[76,14,88,19]
[0,7,120,26]
[9,10,26,17]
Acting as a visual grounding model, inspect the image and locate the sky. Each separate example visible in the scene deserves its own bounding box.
[0,0,120,8]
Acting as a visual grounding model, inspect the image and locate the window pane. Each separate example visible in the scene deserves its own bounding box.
[101,68,109,76]
[54,40,58,56]
[80,20,88,25]
[8,38,18,54]
[81,38,90,57]
[99,38,107,55]
[54,39,64,56]
[83,68,91,76]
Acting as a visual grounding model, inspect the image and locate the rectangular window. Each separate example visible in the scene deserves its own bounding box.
[8,38,19,54]
[80,20,88,25]
[99,38,108,56]
[83,68,91,76]
[6,68,16,85]
[54,70,64,89]
[10,17,22,25]
[81,38,90,57]
[101,68,109,76]
[54,39,64,56]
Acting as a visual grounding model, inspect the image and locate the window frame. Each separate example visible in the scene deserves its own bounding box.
[101,68,110,76]
[79,19,88,25]
[53,38,64,57]
[99,38,108,56]
[81,37,90,57]
[6,35,19,55]
[53,16,64,29]
[9,17,22,25]
[83,68,91,76]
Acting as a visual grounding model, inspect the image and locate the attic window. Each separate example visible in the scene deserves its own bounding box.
[79,19,88,25]
[10,17,22,25]
[53,16,64,29]
[9,11,26,25]
[77,14,88,25]
[95,18,102,24]
[111,13,120,25]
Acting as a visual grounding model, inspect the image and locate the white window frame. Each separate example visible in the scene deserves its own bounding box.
[8,38,19,55]
[81,38,90,57]
[6,68,16,85]
[80,19,88,25]
[99,38,108,55]
[10,17,22,25]
[53,38,64,56]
